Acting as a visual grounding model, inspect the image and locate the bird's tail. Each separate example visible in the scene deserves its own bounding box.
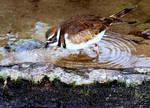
[110,6,137,19]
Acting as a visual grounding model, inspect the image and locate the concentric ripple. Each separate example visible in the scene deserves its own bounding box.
[98,32,137,68]
[56,31,139,68]
[82,31,137,68]
[0,31,145,69]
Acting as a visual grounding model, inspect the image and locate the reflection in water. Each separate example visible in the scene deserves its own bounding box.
[56,32,150,68]
[58,31,139,68]
[0,31,150,69]
[97,32,137,67]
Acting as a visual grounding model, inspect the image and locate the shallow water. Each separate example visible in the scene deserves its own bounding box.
[56,32,150,68]
[1,29,150,69]
[0,0,150,69]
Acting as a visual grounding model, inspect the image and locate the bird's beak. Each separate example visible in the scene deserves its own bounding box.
[45,41,49,48]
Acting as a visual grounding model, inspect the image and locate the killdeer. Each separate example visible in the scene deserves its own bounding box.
[45,7,136,54]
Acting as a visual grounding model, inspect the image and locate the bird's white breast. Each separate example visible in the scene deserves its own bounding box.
[65,30,106,50]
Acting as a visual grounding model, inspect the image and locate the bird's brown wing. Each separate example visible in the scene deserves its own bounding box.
[60,15,108,44]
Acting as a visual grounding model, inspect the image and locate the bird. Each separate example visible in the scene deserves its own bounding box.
[45,7,136,57]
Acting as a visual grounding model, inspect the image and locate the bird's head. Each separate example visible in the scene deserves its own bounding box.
[45,27,61,48]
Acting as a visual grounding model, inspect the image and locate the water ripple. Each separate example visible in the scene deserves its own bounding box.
[1,31,150,69]
[85,31,137,68]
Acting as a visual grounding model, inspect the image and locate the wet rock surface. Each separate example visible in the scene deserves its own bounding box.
[0,63,150,85]
[4,39,45,52]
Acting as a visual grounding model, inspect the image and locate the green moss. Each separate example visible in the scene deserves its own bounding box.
[0,70,10,79]
[70,81,76,88]
[93,80,99,84]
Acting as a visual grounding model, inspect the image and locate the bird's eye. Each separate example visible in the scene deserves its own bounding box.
[48,37,55,42]
[49,38,53,41]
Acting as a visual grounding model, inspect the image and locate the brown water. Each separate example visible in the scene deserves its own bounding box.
[0,0,150,69]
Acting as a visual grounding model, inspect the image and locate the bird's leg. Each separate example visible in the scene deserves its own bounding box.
[79,49,83,55]
[94,43,100,61]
